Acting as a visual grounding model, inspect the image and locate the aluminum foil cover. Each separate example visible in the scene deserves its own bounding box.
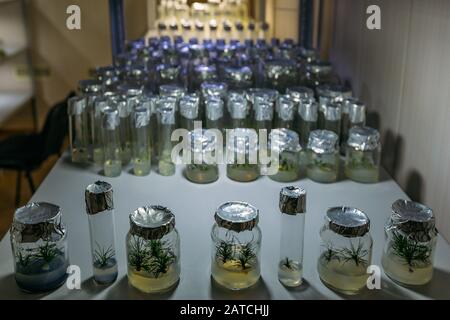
[68,96,85,116]
[324,102,342,121]
[215,201,259,233]
[79,79,103,94]
[247,88,279,105]
[159,84,186,99]
[180,95,199,119]
[228,96,248,119]
[94,98,109,118]
[158,65,181,81]
[118,84,143,98]
[157,103,176,125]
[117,99,132,118]
[134,106,151,128]
[287,86,315,102]
[277,96,295,121]
[327,207,370,237]
[201,82,228,99]
[389,199,437,241]
[85,181,114,215]
[347,100,366,124]
[11,202,64,243]
[224,66,253,84]
[254,98,274,121]
[279,186,306,215]
[129,205,176,240]
[307,130,339,154]
[264,59,297,80]
[206,97,224,121]
[227,128,258,155]
[299,98,318,122]
[316,84,352,102]
[347,126,380,151]
[188,129,217,153]
[102,107,120,130]
[270,129,302,153]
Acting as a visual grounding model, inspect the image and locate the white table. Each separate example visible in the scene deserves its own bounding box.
[0,154,449,300]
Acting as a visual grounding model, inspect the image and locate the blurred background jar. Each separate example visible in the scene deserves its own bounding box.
[10,203,69,293]
[68,96,89,163]
[263,59,298,94]
[179,93,200,131]
[205,96,225,132]
[253,97,273,132]
[345,126,381,183]
[274,95,295,130]
[382,200,438,286]
[341,98,366,154]
[101,107,122,177]
[268,129,302,182]
[228,92,249,129]
[302,61,339,90]
[297,97,318,148]
[226,128,259,182]
[131,105,152,176]
[211,201,261,290]
[157,98,177,176]
[318,207,372,295]
[306,130,339,183]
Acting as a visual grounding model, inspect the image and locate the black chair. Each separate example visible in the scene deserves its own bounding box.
[0,92,74,206]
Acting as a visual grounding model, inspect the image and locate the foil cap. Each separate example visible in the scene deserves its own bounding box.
[299,98,318,122]
[246,88,279,105]
[279,186,306,215]
[102,107,120,130]
[201,82,228,99]
[157,103,176,125]
[264,59,298,80]
[223,66,253,86]
[188,129,217,153]
[327,207,370,238]
[254,98,274,121]
[11,202,64,243]
[228,94,248,119]
[317,84,352,102]
[287,86,315,102]
[215,201,259,233]
[324,102,342,121]
[68,96,86,115]
[346,99,366,124]
[277,95,295,121]
[134,105,151,128]
[308,62,332,75]
[206,97,224,121]
[180,95,199,120]
[85,181,114,215]
[129,205,176,240]
[270,129,301,153]
[159,84,186,100]
[347,126,380,151]
[307,130,339,154]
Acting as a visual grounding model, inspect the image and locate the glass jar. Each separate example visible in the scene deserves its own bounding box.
[68,96,89,163]
[318,207,373,295]
[298,97,318,148]
[275,95,295,130]
[246,88,278,123]
[10,202,69,292]
[211,201,262,290]
[126,205,180,293]
[278,187,306,287]
[200,82,228,122]
[345,126,380,183]
[179,94,200,131]
[191,64,217,92]
[85,181,118,285]
[92,97,110,166]
[185,129,219,184]
[226,128,260,182]
[228,92,250,129]
[205,96,224,131]
[286,86,315,105]
[306,130,339,183]
[302,61,339,89]
[341,98,366,154]
[101,107,122,177]
[157,98,177,176]
[263,59,298,93]
[316,84,352,103]
[268,129,302,182]
[117,98,133,166]
[382,200,438,286]
[322,102,342,138]
[253,97,273,132]
[131,105,152,176]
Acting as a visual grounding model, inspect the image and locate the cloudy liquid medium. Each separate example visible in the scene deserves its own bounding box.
[133,157,151,176]
[93,148,104,166]
[306,164,337,183]
[345,166,379,183]
[93,258,118,284]
[278,260,303,287]
[227,164,260,182]
[104,159,121,177]
[185,165,219,184]
[212,260,260,290]
[128,265,180,293]
[382,251,433,286]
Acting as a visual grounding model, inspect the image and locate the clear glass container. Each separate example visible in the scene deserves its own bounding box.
[185,129,219,184]
[316,84,352,103]
[322,102,342,139]
[341,98,366,154]
[226,128,260,182]
[268,129,302,182]
[286,86,315,105]
[211,201,262,290]
[85,181,118,285]
[179,94,200,131]
[117,98,134,166]
[10,202,69,292]
[253,97,273,132]
[92,97,110,166]
[275,95,295,130]
[302,61,339,89]
[126,206,180,293]
[68,96,89,163]
[278,187,306,287]
[132,105,152,176]
[157,99,177,176]
[306,130,339,183]
[382,200,438,286]
[263,59,298,93]
[101,107,122,177]
[298,97,318,148]
[205,96,224,131]
[159,84,186,121]
[228,92,250,129]
[318,207,373,295]
[345,126,381,183]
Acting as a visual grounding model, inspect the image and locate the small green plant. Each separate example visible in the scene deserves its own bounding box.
[391,231,430,272]
[349,151,375,170]
[279,158,295,172]
[146,240,175,278]
[237,243,257,270]
[282,257,294,270]
[93,243,115,268]
[339,240,369,267]
[322,243,340,263]
[216,241,234,264]
[128,236,151,272]
[16,249,34,268]
[36,242,62,264]
[312,159,334,172]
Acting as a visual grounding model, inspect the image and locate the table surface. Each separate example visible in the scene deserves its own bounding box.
[1,154,449,300]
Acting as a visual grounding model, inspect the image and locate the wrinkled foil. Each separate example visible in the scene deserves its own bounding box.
[270,128,302,153]
[228,95,248,119]
[324,102,342,121]
[287,86,315,102]
[134,106,151,128]
[347,99,366,124]
[327,207,370,238]
[227,128,258,156]
[188,129,217,153]
[277,95,295,121]
[158,104,176,125]
[254,98,274,121]
[159,84,186,99]
[279,186,306,215]
[102,107,120,130]
[201,82,228,99]
[85,181,114,215]
[69,96,85,115]
[129,205,176,240]
[180,95,199,119]
[215,201,259,233]
[206,97,224,121]
[307,130,339,154]
[299,98,318,122]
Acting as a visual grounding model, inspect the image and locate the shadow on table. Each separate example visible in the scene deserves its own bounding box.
[105,276,178,300]
[284,279,328,300]
[335,279,411,300]
[0,274,47,300]
[209,276,272,300]
[409,268,450,299]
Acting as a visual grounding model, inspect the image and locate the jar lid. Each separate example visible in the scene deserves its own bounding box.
[347,126,380,151]
[159,84,186,99]
[68,96,85,115]
[201,82,228,99]
[180,94,199,120]
[270,129,301,153]
[345,98,366,124]
[157,103,176,125]
[391,199,436,236]
[327,207,370,237]
[324,102,342,121]
[279,186,306,215]
[134,105,151,128]
[117,84,143,97]
[307,130,339,154]
[246,88,279,105]
[228,94,248,120]
[215,201,259,233]
[277,95,295,121]
[286,86,315,102]
[316,84,352,102]
[226,128,258,155]
[206,97,224,121]
[254,98,274,121]
[11,202,63,243]
[298,97,318,122]
[188,129,217,153]
[102,107,120,130]
[129,206,176,240]
[79,79,103,94]
[85,181,114,215]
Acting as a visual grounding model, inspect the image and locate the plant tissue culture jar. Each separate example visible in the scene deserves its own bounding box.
[126,205,180,293]
[345,126,381,183]
[102,107,122,177]
[275,95,295,130]
[286,86,315,104]
[205,96,224,132]
[211,201,262,290]
[228,92,249,129]
[68,96,89,163]
[318,207,373,295]
[302,61,338,89]
[85,181,118,285]
[297,97,318,148]
[306,130,339,183]
[92,97,111,166]
[117,97,136,166]
[157,99,177,176]
[269,129,302,182]
[340,98,366,154]
[185,129,219,184]
[263,59,298,93]
[382,200,438,286]
[179,94,200,131]
[322,101,342,139]
[278,187,306,287]
[200,82,228,121]
[226,128,260,182]
[253,97,273,132]
[132,105,152,176]
[10,202,69,292]
[247,88,278,127]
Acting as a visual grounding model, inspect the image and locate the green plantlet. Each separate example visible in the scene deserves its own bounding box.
[146,240,175,278]
[391,231,430,272]
[16,249,34,268]
[339,240,369,267]
[237,243,257,270]
[322,243,340,263]
[216,241,234,264]
[283,257,294,270]
[93,243,115,268]
[128,236,151,272]
[36,242,62,264]
[189,164,211,172]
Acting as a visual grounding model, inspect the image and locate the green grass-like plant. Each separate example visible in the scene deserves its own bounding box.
[93,243,115,268]
[339,240,369,267]
[391,231,430,272]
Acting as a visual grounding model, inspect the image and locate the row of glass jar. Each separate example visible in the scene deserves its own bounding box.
[10,183,438,295]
